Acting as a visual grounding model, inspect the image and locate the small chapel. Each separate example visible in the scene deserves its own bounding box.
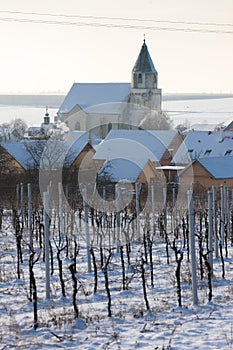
[57,39,162,136]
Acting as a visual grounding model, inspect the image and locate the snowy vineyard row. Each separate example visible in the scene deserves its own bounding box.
[1,182,233,333]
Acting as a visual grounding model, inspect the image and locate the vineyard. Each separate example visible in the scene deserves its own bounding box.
[1,183,233,349]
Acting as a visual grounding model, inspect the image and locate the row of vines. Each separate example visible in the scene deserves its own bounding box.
[0,182,233,331]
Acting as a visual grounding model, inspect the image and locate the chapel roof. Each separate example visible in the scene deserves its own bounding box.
[58,83,131,115]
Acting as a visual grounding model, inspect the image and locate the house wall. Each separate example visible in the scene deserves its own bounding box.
[69,145,100,185]
[70,144,94,169]
[0,146,25,174]
[179,162,233,190]
[160,132,184,166]
[137,160,164,184]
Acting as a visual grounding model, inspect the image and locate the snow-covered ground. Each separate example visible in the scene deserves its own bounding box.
[163,97,233,129]
[0,95,232,129]
[1,208,233,349]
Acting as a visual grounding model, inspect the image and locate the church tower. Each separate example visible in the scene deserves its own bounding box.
[130,39,161,111]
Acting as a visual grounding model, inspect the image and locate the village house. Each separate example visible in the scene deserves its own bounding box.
[97,158,163,185]
[170,129,233,193]
[179,156,233,192]
[172,129,233,165]
[0,143,27,175]
[0,141,43,174]
[94,129,183,189]
[61,131,101,185]
[0,132,100,187]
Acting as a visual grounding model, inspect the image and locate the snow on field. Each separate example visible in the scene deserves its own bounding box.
[1,208,233,350]
[163,97,233,129]
[0,95,232,129]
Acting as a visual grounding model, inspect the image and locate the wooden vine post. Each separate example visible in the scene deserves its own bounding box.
[188,189,198,306]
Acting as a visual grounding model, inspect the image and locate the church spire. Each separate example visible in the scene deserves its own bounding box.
[132,39,157,75]
[130,39,161,111]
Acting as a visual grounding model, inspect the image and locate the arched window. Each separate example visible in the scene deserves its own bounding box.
[75,121,80,130]
[138,73,142,83]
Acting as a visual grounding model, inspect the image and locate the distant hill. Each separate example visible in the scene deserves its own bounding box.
[0,93,232,107]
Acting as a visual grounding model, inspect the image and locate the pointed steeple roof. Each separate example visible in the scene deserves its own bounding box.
[132,40,157,73]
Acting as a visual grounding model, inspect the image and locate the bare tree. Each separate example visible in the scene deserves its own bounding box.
[0,122,11,142]
[0,118,27,142]
[23,140,46,169]
[139,110,172,130]
[11,118,28,140]
[23,136,75,171]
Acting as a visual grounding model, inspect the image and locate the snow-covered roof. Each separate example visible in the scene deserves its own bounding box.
[147,130,178,148]
[58,83,131,115]
[197,156,233,179]
[34,132,100,169]
[224,120,233,131]
[172,130,233,165]
[94,129,177,163]
[63,131,101,167]
[98,158,144,183]
[1,132,101,171]
[186,124,217,132]
[1,141,46,170]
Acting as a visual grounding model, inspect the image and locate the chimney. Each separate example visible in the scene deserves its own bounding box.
[219,127,224,142]
[88,130,92,146]
[168,148,174,159]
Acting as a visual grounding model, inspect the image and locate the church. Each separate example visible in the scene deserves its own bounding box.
[57,40,162,136]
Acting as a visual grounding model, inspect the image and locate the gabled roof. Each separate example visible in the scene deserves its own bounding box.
[224,120,233,131]
[148,130,178,148]
[197,156,233,179]
[1,132,101,171]
[186,123,217,132]
[1,141,46,170]
[172,130,233,165]
[64,131,101,167]
[94,129,178,163]
[132,40,157,74]
[38,132,101,169]
[58,83,131,115]
[98,158,145,183]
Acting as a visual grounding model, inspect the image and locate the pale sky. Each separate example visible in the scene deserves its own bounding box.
[0,0,233,94]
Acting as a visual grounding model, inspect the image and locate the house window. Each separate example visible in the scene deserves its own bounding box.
[187,149,194,160]
[204,149,212,156]
[225,149,232,155]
